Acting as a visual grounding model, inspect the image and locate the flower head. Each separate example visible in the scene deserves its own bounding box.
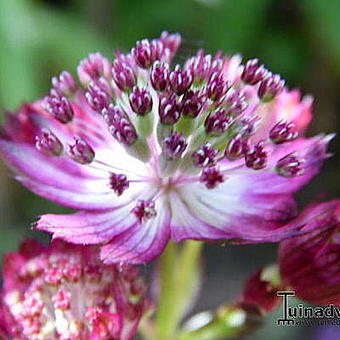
[0,239,149,340]
[0,32,332,264]
[279,200,340,306]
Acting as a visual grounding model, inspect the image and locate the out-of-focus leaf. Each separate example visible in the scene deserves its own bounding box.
[0,0,113,110]
[300,0,340,73]
[0,0,41,109]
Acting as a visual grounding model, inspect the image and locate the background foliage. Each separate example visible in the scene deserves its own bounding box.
[0,0,339,339]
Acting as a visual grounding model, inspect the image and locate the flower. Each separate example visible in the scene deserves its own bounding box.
[0,239,149,340]
[239,265,282,315]
[279,200,340,306]
[0,32,332,264]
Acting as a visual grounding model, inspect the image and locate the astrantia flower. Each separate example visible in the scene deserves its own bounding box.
[279,200,340,306]
[0,239,149,340]
[239,266,282,315]
[0,32,332,264]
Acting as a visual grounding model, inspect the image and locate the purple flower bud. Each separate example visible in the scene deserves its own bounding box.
[240,267,281,314]
[109,172,129,196]
[85,81,112,113]
[269,120,298,144]
[102,105,138,146]
[131,200,157,223]
[43,89,74,123]
[162,131,188,159]
[205,109,232,135]
[77,53,110,84]
[276,153,304,177]
[35,129,63,156]
[206,72,229,101]
[181,90,205,118]
[129,87,153,116]
[241,58,268,85]
[132,39,164,68]
[112,59,136,91]
[159,94,181,125]
[245,141,267,170]
[200,167,224,189]
[68,138,95,164]
[236,116,260,137]
[150,62,169,91]
[192,143,218,168]
[185,50,223,83]
[224,88,248,115]
[160,31,181,59]
[169,65,193,95]
[51,71,77,96]
[258,73,285,101]
[224,135,249,160]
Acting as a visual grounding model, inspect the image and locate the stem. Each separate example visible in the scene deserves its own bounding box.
[156,241,204,340]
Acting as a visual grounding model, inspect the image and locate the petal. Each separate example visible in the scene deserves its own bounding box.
[100,197,171,264]
[171,135,331,243]
[36,204,140,244]
[17,175,148,210]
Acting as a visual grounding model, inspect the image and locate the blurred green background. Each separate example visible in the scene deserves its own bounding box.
[0,0,339,339]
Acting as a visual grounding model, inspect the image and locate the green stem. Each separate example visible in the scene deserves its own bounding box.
[156,241,204,340]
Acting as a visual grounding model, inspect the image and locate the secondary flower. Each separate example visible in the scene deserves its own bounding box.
[279,200,340,306]
[239,265,282,315]
[0,32,332,264]
[0,239,148,339]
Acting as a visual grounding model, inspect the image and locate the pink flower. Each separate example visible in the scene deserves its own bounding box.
[0,239,149,339]
[0,32,332,264]
[279,200,340,306]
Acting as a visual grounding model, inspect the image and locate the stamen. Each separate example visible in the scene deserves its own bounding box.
[181,90,205,118]
[269,120,298,144]
[102,105,138,145]
[204,108,232,136]
[192,143,218,168]
[206,72,229,101]
[245,141,267,170]
[241,58,268,85]
[52,71,77,96]
[160,31,181,59]
[224,135,249,160]
[159,94,182,125]
[112,57,136,91]
[85,81,112,113]
[169,65,193,95]
[276,153,304,177]
[68,138,95,164]
[77,53,110,85]
[52,289,71,310]
[43,89,74,123]
[185,50,223,83]
[162,131,188,159]
[131,200,157,223]
[35,129,63,156]
[200,167,225,189]
[129,87,153,116]
[109,173,129,196]
[236,116,260,137]
[150,61,169,91]
[132,39,164,68]
[258,73,285,101]
[224,88,248,115]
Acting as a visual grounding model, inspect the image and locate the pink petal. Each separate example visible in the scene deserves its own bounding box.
[36,204,139,244]
[100,197,171,264]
